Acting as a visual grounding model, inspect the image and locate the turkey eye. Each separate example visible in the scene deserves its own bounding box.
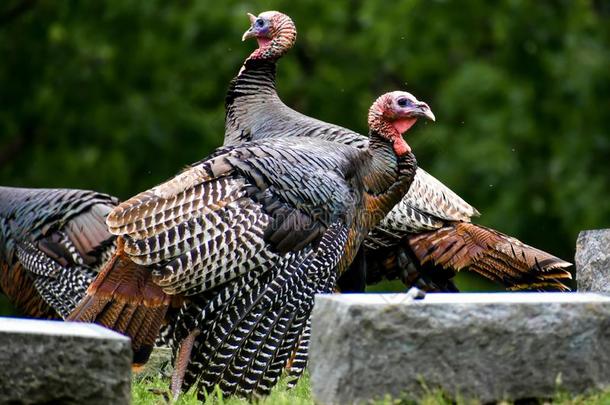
[397,98,409,107]
[256,18,265,27]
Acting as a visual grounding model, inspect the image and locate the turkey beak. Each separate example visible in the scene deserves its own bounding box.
[242,28,255,41]
[412,102,436,122]
[242,13,257,41]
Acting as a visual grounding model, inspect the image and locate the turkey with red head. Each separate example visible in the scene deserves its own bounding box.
[226,10,572,293]
[71,91,433,398]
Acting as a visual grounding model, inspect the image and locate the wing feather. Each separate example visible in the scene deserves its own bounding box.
[105,141,357,297]
[379,168,479,234]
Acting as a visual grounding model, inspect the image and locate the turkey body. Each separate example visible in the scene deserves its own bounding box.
[0,187,117,318]
[73,130,418,397]
[225,47,571,291]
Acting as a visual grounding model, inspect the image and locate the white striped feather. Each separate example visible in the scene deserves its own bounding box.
[379,168,479,233]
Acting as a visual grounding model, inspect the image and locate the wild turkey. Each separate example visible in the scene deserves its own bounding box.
[227,10,572,292]
[70,90,434,398]
[0,187,117,319]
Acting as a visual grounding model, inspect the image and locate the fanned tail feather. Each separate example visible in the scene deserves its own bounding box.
[68,238,171,364]
[408,222,572,291]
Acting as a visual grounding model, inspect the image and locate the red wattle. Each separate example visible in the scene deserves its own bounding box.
[393,138,411,155]
[392,118,417,134]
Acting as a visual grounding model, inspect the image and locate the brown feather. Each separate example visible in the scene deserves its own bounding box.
[113,303,138,332]
[68,238,171,363]
[0,262,58,319]
[409,222,572,290]
[64,204,114,263]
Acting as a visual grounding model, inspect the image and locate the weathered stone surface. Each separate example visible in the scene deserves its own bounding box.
[310,293,610,404]
[0,318,132,405]
[576,229,610,292]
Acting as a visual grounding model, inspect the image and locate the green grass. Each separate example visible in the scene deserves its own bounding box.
[132,372,610,405]
[132,372,312,405]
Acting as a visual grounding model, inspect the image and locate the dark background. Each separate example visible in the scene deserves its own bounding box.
[1,1,609,311]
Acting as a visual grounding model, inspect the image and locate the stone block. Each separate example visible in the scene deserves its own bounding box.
[0,318,132,404]
[576,229,610,292]
[310,293,610,404]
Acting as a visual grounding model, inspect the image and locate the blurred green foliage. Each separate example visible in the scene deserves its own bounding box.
[1,1,609,311]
